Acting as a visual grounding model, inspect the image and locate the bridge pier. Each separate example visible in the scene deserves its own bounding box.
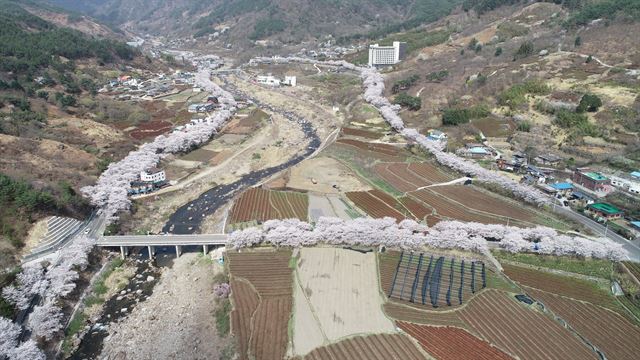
[147,246,155,259]
[175,245,182,257]
[120,246,128,260]
[203,245,209,254]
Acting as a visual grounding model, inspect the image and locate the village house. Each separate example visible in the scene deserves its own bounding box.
[610,174,640,195]
[427,130,447,141]
[586,202,624,221]
[140,168,166,183]
[549,182,573,196]
[572,168,610,192]
[569,191,595,207]
[534,153,562,167]
[256,75,281,86]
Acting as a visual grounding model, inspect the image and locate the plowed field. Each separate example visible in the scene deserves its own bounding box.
[459,290,598,360]
[398,323,514,360]
[527,288,640,360]
[383,302,467,328]
[229,187,308,224]
[410,190,507,224]
[227,250,293,360]
[623,261,640,283]
[334,139,404,161]
[346,191,406,222]
[399,196,432,221]
[373,162,451,192]
[336,139,401,156]
[295,333,427,360]
[229,280,259,360]
[341,127,382,139]
[503,264,617,309]
[431,186,535,223]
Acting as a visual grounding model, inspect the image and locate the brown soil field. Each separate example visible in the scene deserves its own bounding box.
[373,162,452,192]
[398,323,513,360]
[383,303,468,328]
[341,127,382,139]
[294,333,427,360]
[332,141,405,162]
[399,196,433,221]
[228,250,293,360]
[250,297,292,360]
[346,191,406,222]
[459,290,598,360]
[431,186,535,223]
[471,117,515,138]
[229,187,308,224]
[179,148,220,162]
[229,279,259,360]
[129,121,173,140]
[526,288,640,360]
[503,264,618,310]
[380,251,485,310]
[410,190,507,224]
[336,138,401,156]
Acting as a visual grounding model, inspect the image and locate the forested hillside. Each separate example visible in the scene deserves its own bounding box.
[0,0,143,266]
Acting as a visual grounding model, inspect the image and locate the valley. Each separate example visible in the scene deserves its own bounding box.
[1,1,640,360]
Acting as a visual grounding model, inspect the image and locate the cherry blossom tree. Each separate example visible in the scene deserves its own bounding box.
[2,266,48,311]
[27,300,63,341]
[7,339,45,360]
[0,317,20,357]
[213,283,231,298]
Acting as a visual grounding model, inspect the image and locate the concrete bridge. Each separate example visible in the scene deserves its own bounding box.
[97,234,227,259]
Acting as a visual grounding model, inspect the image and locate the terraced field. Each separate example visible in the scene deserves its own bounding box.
[527,288,640,360]
[382,302,468,328]
[431,186,535,223]
[346,190,406,222]
[227,250,293,360]
[229,187,308,224]
[295,333,426,360]
[458,290,598,360]
[410,189,508,225]
[398,322,514,360]
[503,264,618,310]
[373,162,451,192]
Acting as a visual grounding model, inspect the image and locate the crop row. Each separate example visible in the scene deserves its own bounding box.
[229,187,308,224]
[296,333,426,360]
[346,191,406,222]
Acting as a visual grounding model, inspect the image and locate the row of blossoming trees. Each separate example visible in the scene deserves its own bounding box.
[0,60,238,357]
[229,217,626,260]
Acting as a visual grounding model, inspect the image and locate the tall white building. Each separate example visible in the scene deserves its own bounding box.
[368,41,407,67]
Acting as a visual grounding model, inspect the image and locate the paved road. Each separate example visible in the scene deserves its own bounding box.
[552,205,640,262]
[97,234,227,247]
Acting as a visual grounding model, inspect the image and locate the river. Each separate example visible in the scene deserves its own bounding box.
[162,74,321,234]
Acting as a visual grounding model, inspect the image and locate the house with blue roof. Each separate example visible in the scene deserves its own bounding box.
[631,171,640,179]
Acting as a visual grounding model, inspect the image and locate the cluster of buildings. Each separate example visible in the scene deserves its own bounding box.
[100,70,198,100]
[255,74,297,87]
[128,168,168,196]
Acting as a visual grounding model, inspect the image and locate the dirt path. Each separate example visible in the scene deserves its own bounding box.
[99,254,229,360]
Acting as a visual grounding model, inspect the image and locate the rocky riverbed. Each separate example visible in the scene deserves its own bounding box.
[98,253,230,360]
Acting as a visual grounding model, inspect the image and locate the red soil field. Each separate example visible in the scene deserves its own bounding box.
[229,280,259,360]
[228,250,293,360]
[410,190,507,224]
[459,290,598,360]
[527,288,640,360]
[383,302,468,328]
[431,186,535,222]
[346,191,406,222]
[341,127,382,139]
[296,333,426,360]
[400,196,433,221]
[503,264,618,310]
[129,120,173,139]
[229,187,308,224]
[398,323,514,360]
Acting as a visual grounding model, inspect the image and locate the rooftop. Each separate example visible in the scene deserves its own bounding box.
[550,182,573,190]
[631,171,640,179]
[584,172,608,181]
[631,221,640,229]
[588,202,623,215]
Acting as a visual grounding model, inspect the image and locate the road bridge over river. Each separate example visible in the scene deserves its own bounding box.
[97,234,228,259]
